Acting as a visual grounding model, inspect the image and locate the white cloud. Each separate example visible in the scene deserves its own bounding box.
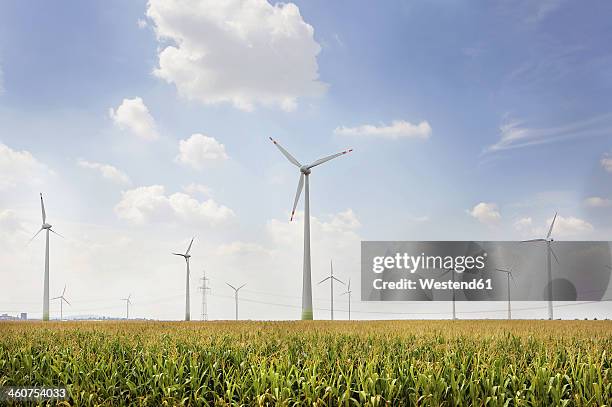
[109,97,159,141]
[0,209,22,235]
[0,143,50,190]
[485,113,612,153]
[114,185,234,225]
[77,159,131,185]
[584,196,611,208]
[137,19,148,29]
[183,183,212,196]
[176,134,228,170]
[468,202,501,225]
[513,217,532,231]
[334,120,432,140]
[146,0,326,111]
[216,241,269,256]
[601,153,612,172]
[549,215,594,238]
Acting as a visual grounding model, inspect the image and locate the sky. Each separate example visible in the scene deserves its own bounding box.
[1,0,611,320]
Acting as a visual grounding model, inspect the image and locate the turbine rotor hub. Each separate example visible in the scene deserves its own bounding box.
[42,223,52,229]
[300,166,311,175]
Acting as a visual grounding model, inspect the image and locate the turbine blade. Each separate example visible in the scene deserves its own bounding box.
[347,279,351,291]
[62,284,66,296]
[550,246,560,265]
[28,228,44,244]
[50,229,64,238]
[63,297,71,306]
[522,239,546,243]
[306,148,353,170]
[269,137,301,167]
[226,282,237,291]
[238,283,246,291]
[318,276,331,284]
[186,237,195,255]
[40,193,46,224]
[51,296,61,300]
[546,212,557,239]
[172,253,185,257]
[332,277,345,285]
[290,174,304,221]
[495,268,510,273]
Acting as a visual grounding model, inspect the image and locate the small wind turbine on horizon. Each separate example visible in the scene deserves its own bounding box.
[51,284,70,320]
[173,237,194,321]
[440,267,458,320]
[495,266,516,320]
[318,260,344,320]
[226,283,246,321]
[30,193,63,322]
[341,278,353,321]
[269,137,352,320]
[523,213,559,320]
[121,294,132,319]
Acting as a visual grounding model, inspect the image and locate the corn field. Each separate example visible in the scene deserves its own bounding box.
[1,320,611,406]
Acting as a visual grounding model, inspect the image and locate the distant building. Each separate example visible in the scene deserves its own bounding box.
[20,313,27,320]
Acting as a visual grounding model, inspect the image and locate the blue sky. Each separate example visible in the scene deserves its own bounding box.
[1,1,611,320]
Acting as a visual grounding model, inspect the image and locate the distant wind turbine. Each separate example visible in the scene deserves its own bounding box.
[30,193,63,321]
[51,284,70,320]
[318,260,344,320]
[173,237,194,321]
[341,278,353,321]
[495,266,516,320]
[440,267,458,320]
[121,294,132,319]
[523,213,559,320]
[269,137,352,320]
[226,283,246,321]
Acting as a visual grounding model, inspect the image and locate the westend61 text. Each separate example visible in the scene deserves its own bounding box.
[373,278,493,291]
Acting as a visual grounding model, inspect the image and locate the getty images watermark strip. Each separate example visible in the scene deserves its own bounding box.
[361,241,612,301]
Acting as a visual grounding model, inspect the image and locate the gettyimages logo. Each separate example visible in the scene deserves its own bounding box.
[372,252,487,274]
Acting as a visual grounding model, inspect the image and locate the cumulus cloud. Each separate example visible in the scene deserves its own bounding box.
[146,0,326,111]
[0,142,50,190]
[77,159,131,185]
[334,120,432,140]
[468,202,501,225]
[584,196,611,208]
[114,185,234,225]
[0,209,22,235]
[109,97,159,140]
[549,215,594,238]
[601,153,612,172]
[183,183,213,196]
[176,134,228,170]
[513,217,533,231]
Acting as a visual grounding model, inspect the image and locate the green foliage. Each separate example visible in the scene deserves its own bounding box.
[0,321,611,406]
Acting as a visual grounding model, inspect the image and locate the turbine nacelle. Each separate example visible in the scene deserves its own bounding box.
[300,166,311,175]
[42,223,52,229]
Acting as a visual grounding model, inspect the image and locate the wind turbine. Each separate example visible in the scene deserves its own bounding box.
[495,267,515,320]
[341,278,353,321]
[121,294,132,319]
[318,260,344,320]
[51,284,70,320]
[523,213,559,320]
[173,237,194,321]
[269,137,352,320]
[30,193,63,321]
[440,267,458,320]
[226,283,246,321]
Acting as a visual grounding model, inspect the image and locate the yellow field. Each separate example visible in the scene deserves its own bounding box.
[1,320,611,405]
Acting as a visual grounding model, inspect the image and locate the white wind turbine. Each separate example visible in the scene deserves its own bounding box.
[173,237,194,321]
[341,278,353,321]
[495,266,516,320]
[30,193,63,321]
[120,294,132,319]
[318,260,344,320]
[51,284,70,321]
[269,137,352,320]
[523,213,559,320]
[226,283,246,321]
[439,267,458,320]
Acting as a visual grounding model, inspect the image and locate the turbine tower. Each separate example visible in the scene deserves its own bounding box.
[51,284,70,320]
[495,267,515,320]
[341,278,353,320]
[269,137,352,320]
[199,270,210,321]
[318,260,344,320]
[523,213,558,320]
[30,193,63,321]
[173,237,194,321]
[226,283,246,321]
[440,267,458,320]
[121,294,132,319]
